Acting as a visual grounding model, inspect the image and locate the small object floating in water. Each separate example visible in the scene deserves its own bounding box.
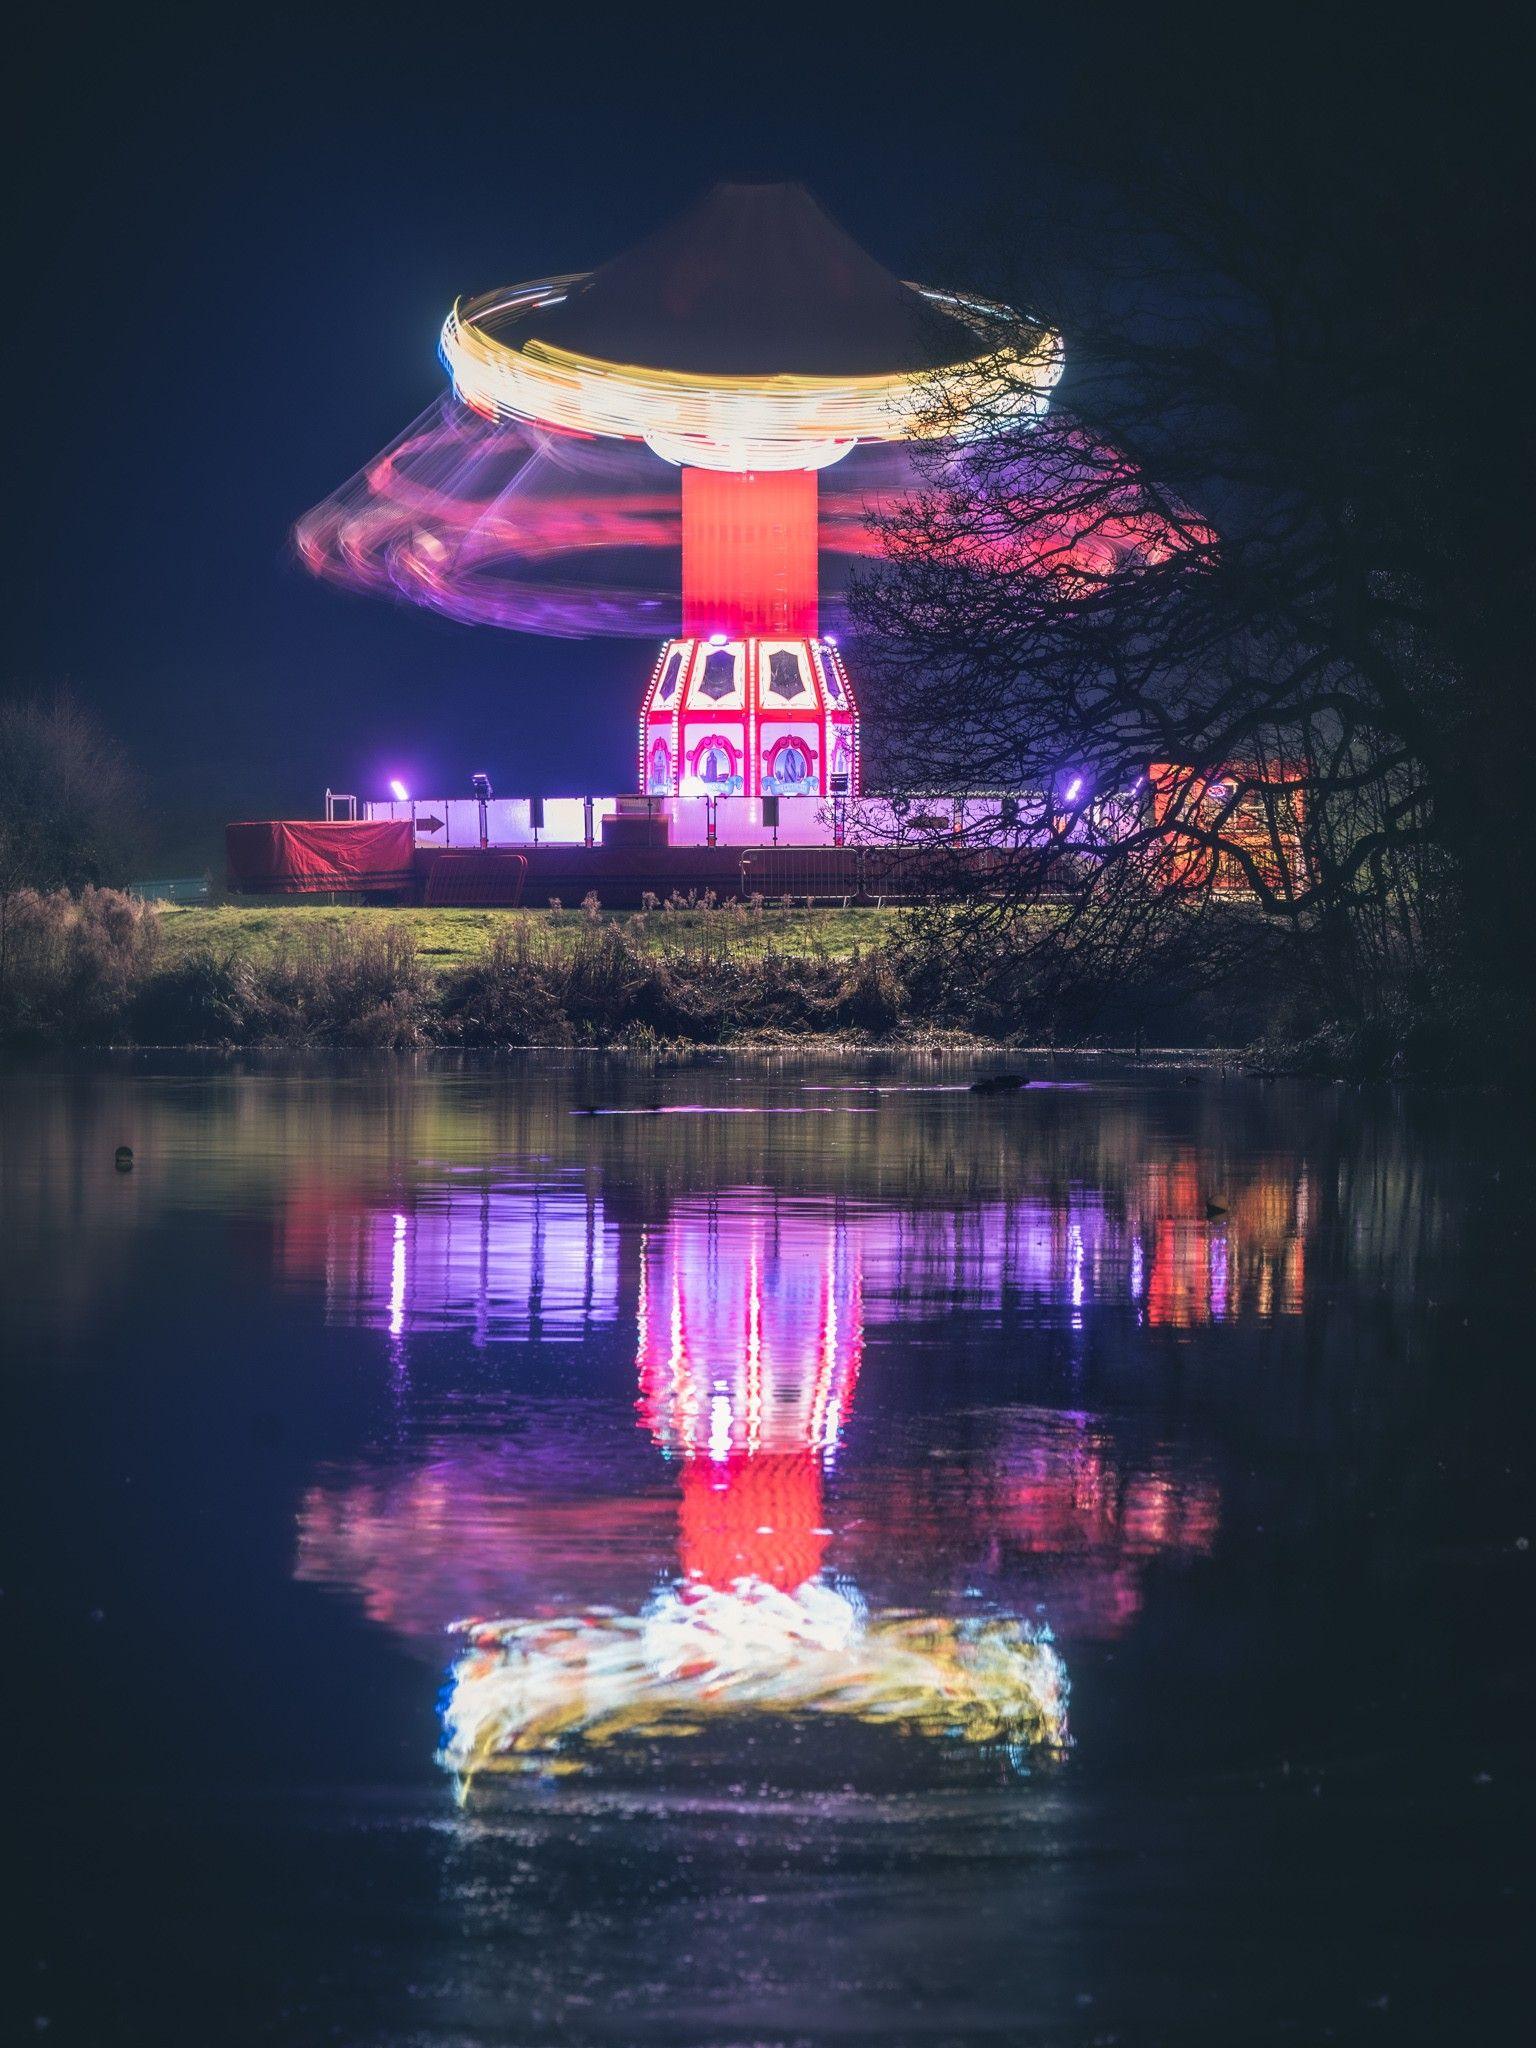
[970,1074,1030,1095]
[1179,1072,1201,1088]
[1204,1199,1228,1219]
[114,1146,134,1172]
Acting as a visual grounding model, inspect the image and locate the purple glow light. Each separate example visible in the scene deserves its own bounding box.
[389,778,410,802]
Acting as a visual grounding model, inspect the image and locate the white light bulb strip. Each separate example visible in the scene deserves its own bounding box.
[440,277,1062,472]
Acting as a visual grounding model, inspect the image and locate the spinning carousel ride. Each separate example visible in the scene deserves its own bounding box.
[296,181,1062,802]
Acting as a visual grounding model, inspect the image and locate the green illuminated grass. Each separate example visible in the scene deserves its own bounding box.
[157,902,898,971]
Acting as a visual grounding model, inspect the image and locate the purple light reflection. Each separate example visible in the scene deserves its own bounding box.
[279,1165,1308,1348]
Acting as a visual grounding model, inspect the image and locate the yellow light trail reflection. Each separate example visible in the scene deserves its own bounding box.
[439,1584,1068,1796]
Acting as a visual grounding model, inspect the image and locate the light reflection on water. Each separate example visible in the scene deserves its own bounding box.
[438,1591,1069,1793]
[408,1197,1077,1789]
[281,1162,1306,1348]
[289,1183,1233,1784]
[263,1082,1291,1783]
[5,1053,1524,2043]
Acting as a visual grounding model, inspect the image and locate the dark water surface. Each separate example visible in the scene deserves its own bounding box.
[3,1053,1531,2045]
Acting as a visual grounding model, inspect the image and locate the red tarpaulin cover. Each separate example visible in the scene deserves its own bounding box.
[226,820,416,895]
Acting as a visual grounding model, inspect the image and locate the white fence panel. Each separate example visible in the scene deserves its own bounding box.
[537,797,588,844]
[483,800,535,844]
[441,800,482,847]
[837,799,904,846]
[362,797,621,845]
[713,798,776,846]
[772,796,834,844]
[662,797,714,846]
[361,797,477,844]
[954,798,1002,844]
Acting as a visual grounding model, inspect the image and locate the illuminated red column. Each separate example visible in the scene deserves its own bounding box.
[678,1453,829,1592]
[681,467,819,638]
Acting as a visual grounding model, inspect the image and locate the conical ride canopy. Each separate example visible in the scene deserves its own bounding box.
[517,181,982,377]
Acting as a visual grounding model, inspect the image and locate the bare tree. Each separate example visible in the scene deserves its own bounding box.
[854,87,1534,1043]
[0,690,144,978]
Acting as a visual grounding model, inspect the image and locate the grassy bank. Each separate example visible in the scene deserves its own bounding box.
[0,889,916,1050]
[3,889,1493,1072]
[158,901,892,971]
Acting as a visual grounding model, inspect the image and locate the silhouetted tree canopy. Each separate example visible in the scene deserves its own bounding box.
[856,38,1535,1034]
[0,690,143,896]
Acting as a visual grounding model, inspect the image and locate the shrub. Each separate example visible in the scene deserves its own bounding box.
[0,887,161,1042]
[129,949,259,1044]
[124,922,433,1047]
[0,692,143,892]
[835,946,908,1032]
[253,924,433,1046]
[440,926,575,1045]
[559,923,652,1038]
[0,898,917,1050]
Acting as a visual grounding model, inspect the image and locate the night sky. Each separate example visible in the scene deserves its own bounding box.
[2,7,1513,865]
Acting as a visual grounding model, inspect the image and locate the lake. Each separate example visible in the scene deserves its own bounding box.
[3,1053,1530,2044]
